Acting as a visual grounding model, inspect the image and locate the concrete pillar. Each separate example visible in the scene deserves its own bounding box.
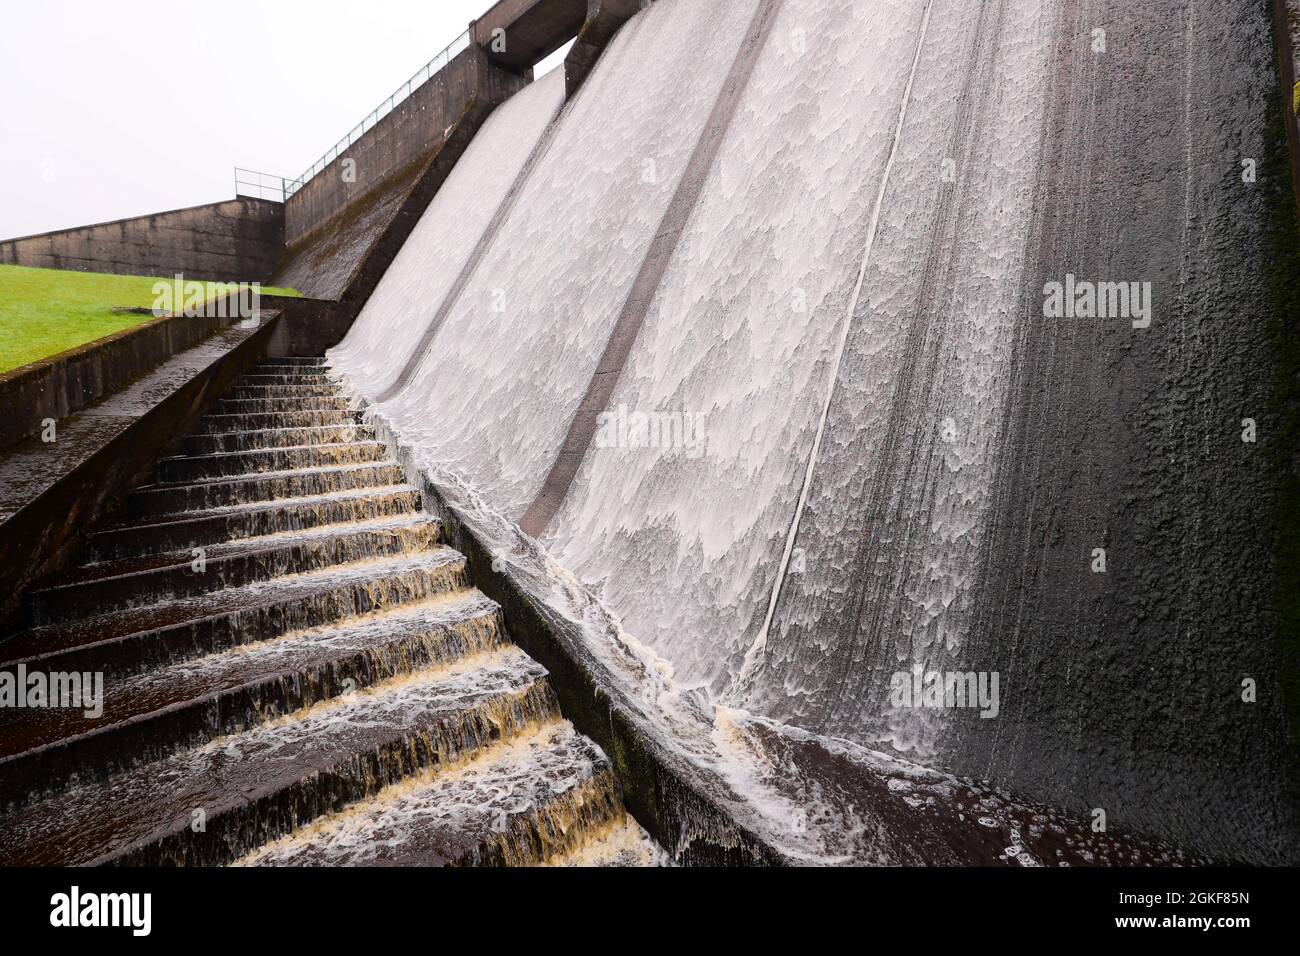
[564,0,642,99]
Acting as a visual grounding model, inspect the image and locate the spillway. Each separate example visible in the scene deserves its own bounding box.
[328,0,1300,864]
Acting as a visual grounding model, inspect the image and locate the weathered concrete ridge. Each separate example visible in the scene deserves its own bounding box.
[474,0,641,96]
[269,158,427,300]
[0,198,284,283]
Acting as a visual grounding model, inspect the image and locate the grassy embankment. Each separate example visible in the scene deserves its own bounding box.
[0,264,298,374]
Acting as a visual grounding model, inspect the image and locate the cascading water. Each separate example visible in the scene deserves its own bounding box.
[333,0,766,515]
[2,360,659,866]
[328,69,567,399]
[327,0,1300,863]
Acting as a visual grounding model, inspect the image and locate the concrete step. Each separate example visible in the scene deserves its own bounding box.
[218,396,353,415]
[29,516,442,624]
[240,372,334,387]
[229,384,342,401]
[235,720,621,867]
[127,463,406,515]
[0,354,658,867]
[255,357,327,367]
[0,548,470,678]
[0,648,557,866]
[196,409,364,433]
[91,486,421,559]
[182,424,377,455]
[0,591,504,811]
[157,442,388,483]
[541,816,669,867]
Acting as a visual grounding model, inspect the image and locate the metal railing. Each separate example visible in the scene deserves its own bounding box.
[234,167,292,202]
[283,27,472,198]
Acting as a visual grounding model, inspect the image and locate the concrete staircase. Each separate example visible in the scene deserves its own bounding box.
[0,358,663,867]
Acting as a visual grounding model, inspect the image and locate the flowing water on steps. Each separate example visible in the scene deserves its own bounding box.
[0,358,660,866]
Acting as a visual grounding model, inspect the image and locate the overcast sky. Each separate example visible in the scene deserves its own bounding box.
[0,0,556,238]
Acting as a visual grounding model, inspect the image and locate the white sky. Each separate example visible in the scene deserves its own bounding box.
[0,0,567,238]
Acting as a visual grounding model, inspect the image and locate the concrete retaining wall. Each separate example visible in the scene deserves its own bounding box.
[0,198,285,283]
[262,294,357,358]
[0,309,252,452]
[282,47,529,248]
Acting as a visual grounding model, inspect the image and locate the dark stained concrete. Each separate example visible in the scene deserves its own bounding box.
[1275,0,1300,217]
[270,159,426,300]
[0,199,284,283]
[955,0,1300,864]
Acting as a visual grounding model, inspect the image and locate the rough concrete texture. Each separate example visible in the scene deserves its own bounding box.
[1276,0,1300,215]
[951,0,1300,865]
[0,198,284,283]
[262,295,358,358]
[271,160,426,300]
[283,47,529,247]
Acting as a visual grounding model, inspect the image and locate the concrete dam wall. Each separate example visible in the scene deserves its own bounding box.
[326,0,1300,863]
[0,198,284,283]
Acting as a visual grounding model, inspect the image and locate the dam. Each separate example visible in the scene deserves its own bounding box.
[0,0,1297,869]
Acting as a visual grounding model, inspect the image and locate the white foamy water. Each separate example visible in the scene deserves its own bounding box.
[233,721,603,866]
[332,0,763,516]
[327,69,567,398]
[746,0,1055,754]
[544,0,935,697]
[331,0,1052,767]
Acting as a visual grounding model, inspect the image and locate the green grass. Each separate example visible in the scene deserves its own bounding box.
[0,264,299,375]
